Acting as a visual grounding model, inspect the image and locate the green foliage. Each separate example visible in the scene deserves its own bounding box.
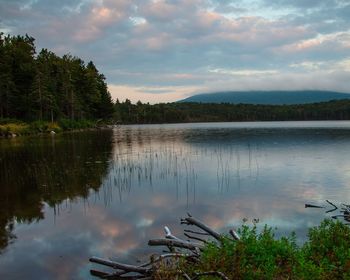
[28,120,62,133]
[29,120,49,132]
[0,119,95,136]
[301,219,350,279]
[0,33,114,122]
[58,118,94,130]
[0,122,30,136]
[114,99,350,124]
[178,219,350,280]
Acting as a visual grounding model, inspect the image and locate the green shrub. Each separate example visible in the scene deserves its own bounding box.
[302,219,350,279]
[29,120,48,132]
[47,122,62,133]
[178,219,350,280]
[58,118,94,130]
[0,122,30,135]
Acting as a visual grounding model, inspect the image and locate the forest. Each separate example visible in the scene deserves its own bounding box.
[0,33,114,122]
[114,99,350,124]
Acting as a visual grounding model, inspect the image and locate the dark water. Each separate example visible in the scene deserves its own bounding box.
[1,121,350,279]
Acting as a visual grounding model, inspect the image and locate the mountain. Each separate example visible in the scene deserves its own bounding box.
[179,90,350,105]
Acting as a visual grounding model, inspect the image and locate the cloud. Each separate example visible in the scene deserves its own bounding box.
[263,0,343,10]
[201,68,350,94]
[209,68,279,76]
[108,84,200,103]
[1,0,350,102]
[277,30,350,54]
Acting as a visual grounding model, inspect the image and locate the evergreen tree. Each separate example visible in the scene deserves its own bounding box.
[8,34,36,119]
[0,34,115,122]
[0,33,15,118]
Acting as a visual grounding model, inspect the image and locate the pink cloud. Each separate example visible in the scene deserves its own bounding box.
[207,16,311,48]
[108,84,200,104]
[277,31,350,54]
[71,3,127,42]
[143,1,178,21]
[145,34,170,50]
[194,11,222,29]
[40,0,133,44]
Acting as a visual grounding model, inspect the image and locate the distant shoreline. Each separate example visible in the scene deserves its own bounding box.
[3,98,350,138]
[114,99,350,124]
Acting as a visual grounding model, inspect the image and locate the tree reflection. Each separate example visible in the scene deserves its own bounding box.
[0,130,113,253]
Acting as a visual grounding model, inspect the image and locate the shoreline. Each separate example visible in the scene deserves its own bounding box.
[3,119,350,138]
[0,120,115,139]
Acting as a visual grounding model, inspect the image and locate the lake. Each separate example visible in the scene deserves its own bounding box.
[1,121,350,279]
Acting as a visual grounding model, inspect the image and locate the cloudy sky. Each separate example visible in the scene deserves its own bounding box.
[1,0,350,103]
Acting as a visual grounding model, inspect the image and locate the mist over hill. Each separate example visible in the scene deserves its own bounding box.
[179,91,350,105]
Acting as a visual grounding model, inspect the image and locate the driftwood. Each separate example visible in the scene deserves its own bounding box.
[181,215,222,241]
[306,200,350,223]
[89,214,238,279]
[90,257,151,274]
[148,238,203,251]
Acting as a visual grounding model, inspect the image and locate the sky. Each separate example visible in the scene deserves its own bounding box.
[1,0,350,103]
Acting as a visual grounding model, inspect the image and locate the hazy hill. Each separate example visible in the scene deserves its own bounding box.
[179,90,350,105]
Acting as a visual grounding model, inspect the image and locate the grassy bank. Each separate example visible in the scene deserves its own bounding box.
[156,219,350,279]
[0,119,99,137]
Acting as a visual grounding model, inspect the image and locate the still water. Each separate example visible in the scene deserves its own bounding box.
[1,121,350,279]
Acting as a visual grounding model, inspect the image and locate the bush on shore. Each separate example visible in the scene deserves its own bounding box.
[0,119,99,137]
[156,219,350,280]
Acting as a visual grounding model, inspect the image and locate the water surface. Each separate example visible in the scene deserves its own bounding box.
[1,121,350,279]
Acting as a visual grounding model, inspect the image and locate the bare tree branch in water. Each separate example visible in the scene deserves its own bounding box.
[306,200,350,223]
[89,214,233,279]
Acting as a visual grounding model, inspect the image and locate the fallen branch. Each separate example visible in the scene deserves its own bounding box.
[140,253,196,268]
[305,203,324,208]
[184,229,210,236]
[192,271,230,280]
[90,215,235,279]
[229,229,240,240]
[148,238,203,251]
[306,200,350,224]
[164,226,182,241]
[181,214,221,241]
[184,232,208,243]
[90,257,150,274]
[90,270,110,278]
[326,200,338,213]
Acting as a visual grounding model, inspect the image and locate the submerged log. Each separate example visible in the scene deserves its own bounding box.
[305,203,324,208]
[325,200,338,213]
[306,200,350,224]
[89,214,232,279]
[89,257,151,274]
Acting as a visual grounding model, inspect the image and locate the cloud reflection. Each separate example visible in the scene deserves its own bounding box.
[2,123,350,278]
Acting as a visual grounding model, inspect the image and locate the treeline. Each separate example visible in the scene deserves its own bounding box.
[2,33,350,125]
[115,99,350,124]
[0,33,114,122]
